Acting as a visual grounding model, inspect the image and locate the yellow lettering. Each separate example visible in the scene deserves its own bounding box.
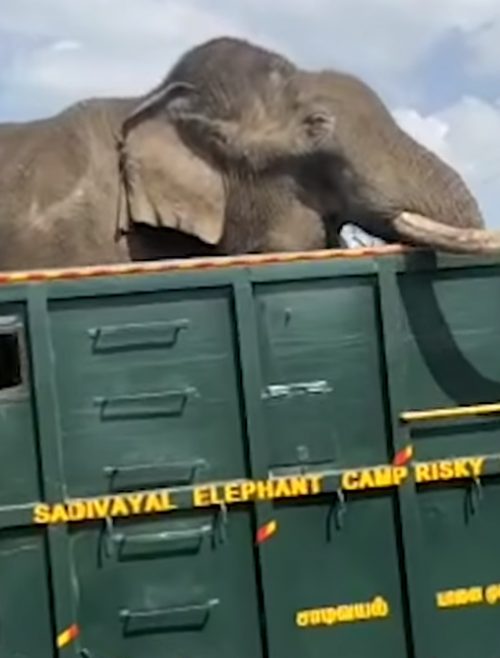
[444,591,455,607]
[193,486,211,507]
[429,462,440,481]
[439,460,455,480]
[126,493,144,515]
[358,470,376,489]
[289,477,309,497]
[415,463,432,483]
[452,459,469,479]
[67,502,87,522]
[33,504,51,524]
[90,497,112,519]
[296,611,309,627]
[342,470,359,490]
[436,586,486,608]
[110,496,129,517]
[319,608,337,625]
[273,478,292,498]
[296,596,389,629]
[337,605,354,622]
[308,475,323,495]
[159,491,177,511]
[469,587,483,604]
[469,458,485,478]
[143,493,164,514]
[309,610,321,626]
[50,504,69,524]
[393,466,408,485]
[371,596,389,618]
[373,467,393,488]
[353,603,370,620]
[256,480,275,500]
[436,591,448,608]
[240,481,257,501]
[83,501,95,520]
[225,482,241,504]
[485,585,499,605]
[342,467,408,491]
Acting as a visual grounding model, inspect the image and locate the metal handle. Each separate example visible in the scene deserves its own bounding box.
[262,380,332,400]
[465,477,483,521]
[105,521,213,559]
[120,598,219,635]
[88,319,189,351]
[327,488,347,539]
[104,459,207,491]
[401,401,500,424]
[93,387,197,419]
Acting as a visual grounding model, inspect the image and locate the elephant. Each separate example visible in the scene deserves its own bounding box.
[0,93,222,270]
[0,35,323,271]
[118,37,333,254]
[146,37,499,255]
[0,36,499,272]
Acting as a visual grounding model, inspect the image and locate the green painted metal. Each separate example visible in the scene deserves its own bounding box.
[1,251,500,657]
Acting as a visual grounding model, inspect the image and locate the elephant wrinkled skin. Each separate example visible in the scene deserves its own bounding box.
[160,39,498,254]
[0,35,499,271]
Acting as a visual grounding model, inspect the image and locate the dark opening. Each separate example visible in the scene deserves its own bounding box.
[0,331,22,391]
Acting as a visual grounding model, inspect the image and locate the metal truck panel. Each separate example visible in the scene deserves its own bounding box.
[1,247,500,657]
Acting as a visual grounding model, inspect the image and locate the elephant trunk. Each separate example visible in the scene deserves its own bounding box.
[392,131,485,229]
[348,127,500,253]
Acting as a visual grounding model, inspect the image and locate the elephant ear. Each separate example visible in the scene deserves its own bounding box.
[118,113,226,245]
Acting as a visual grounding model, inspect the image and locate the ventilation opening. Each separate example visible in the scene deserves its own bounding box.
[0,322,23,392]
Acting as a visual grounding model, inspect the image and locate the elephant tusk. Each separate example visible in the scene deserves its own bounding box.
[393,211,500,254]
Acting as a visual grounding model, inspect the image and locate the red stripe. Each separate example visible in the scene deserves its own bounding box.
[393,446,413,466]
[0,244,411,285]
[256,520,278,544]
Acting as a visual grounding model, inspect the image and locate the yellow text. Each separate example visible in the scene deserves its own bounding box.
[193,475,323,507]
[33,491,177,525]
[415,457,484,484]
[296,596,390,628]
[436,583,500,609]
[341,457,486,492]
[342,467,408,491]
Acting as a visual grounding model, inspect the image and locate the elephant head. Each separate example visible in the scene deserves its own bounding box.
[115,35,500,256]
[115,36,319,255]
[280,68,494,253]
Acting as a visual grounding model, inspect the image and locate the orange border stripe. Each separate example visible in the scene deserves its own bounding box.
[393,445,414,466]
[56,623,80,648]
[256,520,278,544]
[0,244,409,286]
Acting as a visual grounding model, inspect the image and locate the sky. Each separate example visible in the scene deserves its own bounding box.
[0,0,499,243]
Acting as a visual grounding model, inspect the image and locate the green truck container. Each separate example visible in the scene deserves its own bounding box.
[1,246,500,658]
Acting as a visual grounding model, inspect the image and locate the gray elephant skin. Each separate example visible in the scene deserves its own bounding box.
[0,36,498,271]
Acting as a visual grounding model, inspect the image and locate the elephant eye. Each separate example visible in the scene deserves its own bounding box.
[303,112,329,126]
[301,111,335,142]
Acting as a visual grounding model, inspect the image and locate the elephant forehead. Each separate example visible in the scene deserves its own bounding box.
[293,70,393,120]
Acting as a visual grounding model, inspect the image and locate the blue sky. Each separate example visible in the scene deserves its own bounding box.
[1,0,499,233]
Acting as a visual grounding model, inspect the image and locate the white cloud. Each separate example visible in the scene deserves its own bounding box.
[394,96,500,227]
[1,0,499,116]
[392,109,451,157]
[0,1,282,114]
[0,0,498,232]
[467,17,500,76]
[50,40,82,52]
[230,0,500,80]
